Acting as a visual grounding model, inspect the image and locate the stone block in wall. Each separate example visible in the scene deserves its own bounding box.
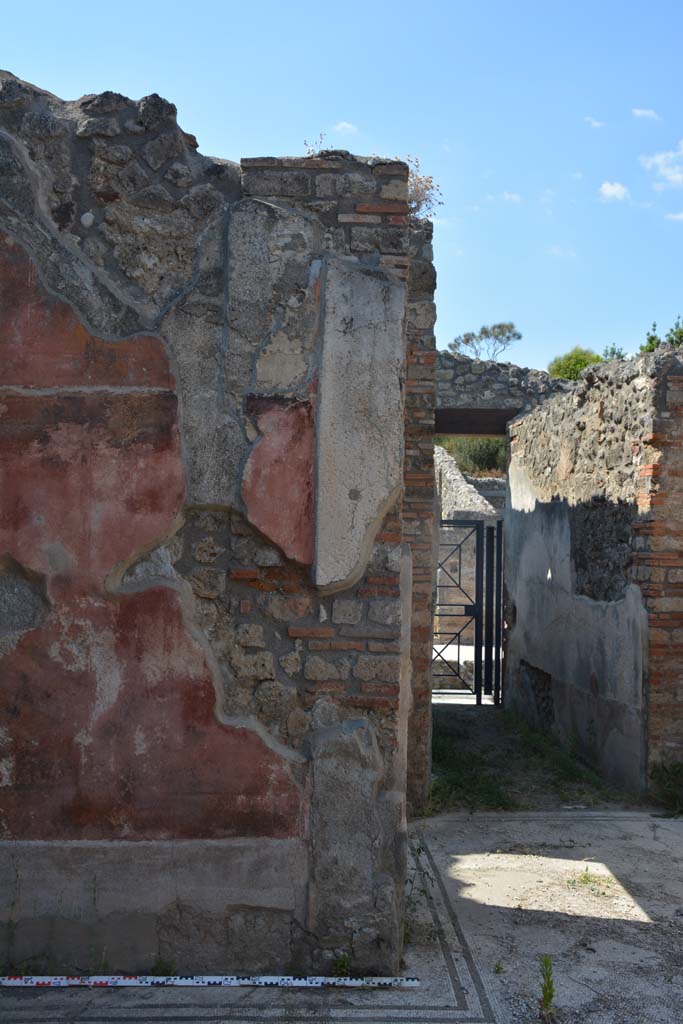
[350,225,408,254]
[242,169,312,196]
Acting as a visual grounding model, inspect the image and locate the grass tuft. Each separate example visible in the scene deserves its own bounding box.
[149,956,177,976]
[650,762,683,815]
[431,728,516,812]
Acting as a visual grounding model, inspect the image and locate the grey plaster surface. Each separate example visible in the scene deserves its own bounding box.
[315,257,406,591]
[0,839,308,973]
[3,812,680,1023]
[505,466,649,791]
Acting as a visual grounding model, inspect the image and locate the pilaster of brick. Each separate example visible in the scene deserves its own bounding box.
[236,151,413,732]
[404,222,437,814]
[634,365,683,771]
[240,153,430,808]
[240,152,409,269]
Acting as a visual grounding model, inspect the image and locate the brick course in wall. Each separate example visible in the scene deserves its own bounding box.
[632,366,683,768]
[404,224,437,813]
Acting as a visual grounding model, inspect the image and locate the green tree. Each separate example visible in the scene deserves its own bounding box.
[548,346,602,380]
[602,343,626,360]
[449,322,521,361]
[640,316,683,353]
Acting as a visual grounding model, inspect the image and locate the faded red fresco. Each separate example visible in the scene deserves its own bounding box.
[241,399,315,564]
[0,234,303,840]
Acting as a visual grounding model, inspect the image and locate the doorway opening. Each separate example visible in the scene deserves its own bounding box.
[432,516,503,705]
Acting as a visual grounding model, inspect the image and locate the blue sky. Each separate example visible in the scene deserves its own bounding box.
[4,0,683,369]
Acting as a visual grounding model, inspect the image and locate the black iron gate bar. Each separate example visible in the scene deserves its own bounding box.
[431,519,482,694]
[432,517,503,706]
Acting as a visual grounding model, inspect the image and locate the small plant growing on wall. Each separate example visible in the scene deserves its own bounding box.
[404,154,443,220]
[304,132,327,155]
[331,953,352,977]
[303,135,443,220]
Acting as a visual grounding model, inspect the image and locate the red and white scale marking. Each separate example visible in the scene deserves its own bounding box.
[0,975,419,989]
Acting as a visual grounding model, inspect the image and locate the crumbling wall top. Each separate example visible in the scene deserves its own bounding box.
[436,349,570,412]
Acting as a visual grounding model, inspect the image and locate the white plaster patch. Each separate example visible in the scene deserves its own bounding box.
[508,458,540,513]
[0,756,14,787]
[134,727,148,755]
[89,629,122,720]
[314,258,406,590]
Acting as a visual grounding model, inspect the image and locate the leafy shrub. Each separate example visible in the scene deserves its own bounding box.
[434,434,506,475]
[547,346,602,380]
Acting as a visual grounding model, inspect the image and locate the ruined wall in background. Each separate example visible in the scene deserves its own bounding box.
[0,72,430,974]
[403,224,437,813]
[505,350,683,791]
[464,474,506,511]
[436,350,569,418]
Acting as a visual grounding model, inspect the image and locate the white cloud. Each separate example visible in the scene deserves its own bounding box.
[599,181,629,201]
[502,191,522,203]
[632,107,661,120]
[641,140,683,187]
[584,116,604,128]
[547,244,577,260]
[666,212,683,221]
[333,121,358,135]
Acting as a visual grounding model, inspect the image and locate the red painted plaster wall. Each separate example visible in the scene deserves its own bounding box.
[0,234,303,840]
[242,399,315,566]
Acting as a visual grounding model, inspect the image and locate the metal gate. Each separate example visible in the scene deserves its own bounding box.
[432,517,503,705]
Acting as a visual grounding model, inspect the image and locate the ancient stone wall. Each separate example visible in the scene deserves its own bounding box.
[464,474,506,511]
[403,224,437,813]
[0,73,433,974]
[435,350,569,433]
[435,446,497,520]
[505,350,683,790]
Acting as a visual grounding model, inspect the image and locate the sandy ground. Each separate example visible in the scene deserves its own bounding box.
[419,809,683,1023]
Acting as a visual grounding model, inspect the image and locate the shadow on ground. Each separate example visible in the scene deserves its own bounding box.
[430,704,647,813]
